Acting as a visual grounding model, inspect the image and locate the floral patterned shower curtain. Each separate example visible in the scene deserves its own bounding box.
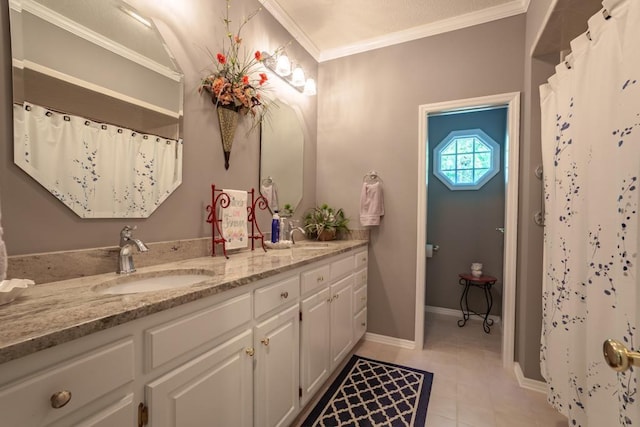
[14,102,183,218]
[540,0,640,425]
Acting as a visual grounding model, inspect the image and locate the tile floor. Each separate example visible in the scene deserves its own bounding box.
[294,312,568,427]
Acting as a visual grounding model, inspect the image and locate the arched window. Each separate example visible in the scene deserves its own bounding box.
[433,129,500,190]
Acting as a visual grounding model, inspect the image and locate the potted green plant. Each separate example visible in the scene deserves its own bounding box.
[303,204,350,241]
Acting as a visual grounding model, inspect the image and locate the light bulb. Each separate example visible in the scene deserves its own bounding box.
[291,67,306,87]
[275,55,291,77]
[303,78,317,96]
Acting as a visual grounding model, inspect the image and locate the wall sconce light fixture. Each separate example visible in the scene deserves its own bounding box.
[262,52,316,96]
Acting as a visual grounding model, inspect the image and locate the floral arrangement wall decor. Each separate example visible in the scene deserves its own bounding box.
[199,0,273,170]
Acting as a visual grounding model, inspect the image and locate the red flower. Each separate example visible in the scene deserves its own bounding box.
[259,73,268,85]
[216,53,227,64]
[242,75,249,85]
[254,51,262,61]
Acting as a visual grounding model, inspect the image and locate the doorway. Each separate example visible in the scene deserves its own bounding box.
[414,92,520,369]
[426,107,507,321]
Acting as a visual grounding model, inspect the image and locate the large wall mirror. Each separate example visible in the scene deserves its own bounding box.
[260,99,304,214]
[9,0,184,218]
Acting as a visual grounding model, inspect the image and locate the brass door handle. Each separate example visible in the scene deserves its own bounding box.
[246,347,255,357]
[261,338,270,346]
[603,339,640,372]
[50,390,72,409]
[280,291,289,299]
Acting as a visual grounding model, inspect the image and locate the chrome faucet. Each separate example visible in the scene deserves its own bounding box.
[290,227,306,244]
[118,225,148,274]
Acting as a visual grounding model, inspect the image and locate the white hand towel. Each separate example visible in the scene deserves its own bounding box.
[260,182,279,212]
[360,182,384,226]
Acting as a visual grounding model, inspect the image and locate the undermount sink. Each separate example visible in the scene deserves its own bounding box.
[95,269,215,295]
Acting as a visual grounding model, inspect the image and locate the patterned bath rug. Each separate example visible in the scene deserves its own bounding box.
[301,355,434,426]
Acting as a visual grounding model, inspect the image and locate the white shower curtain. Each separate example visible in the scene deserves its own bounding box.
[540,0,640,425]
[14,102,183,218]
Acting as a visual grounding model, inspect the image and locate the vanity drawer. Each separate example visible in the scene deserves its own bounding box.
[330,255,355,281]
[254,275,300,318]
[146,293,251,370]
[353,285,367,314]
[354,308,367,341]
[354,268,367,290]
[0,339,134,427]
[355,250,368,269]
[301,264,331,294]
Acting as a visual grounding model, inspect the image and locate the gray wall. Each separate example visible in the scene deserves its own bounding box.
[316,15,525,342]
[0,0,318,255]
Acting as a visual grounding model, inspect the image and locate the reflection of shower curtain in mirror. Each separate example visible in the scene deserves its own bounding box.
[540,0,640,425]
[13,102,183,218]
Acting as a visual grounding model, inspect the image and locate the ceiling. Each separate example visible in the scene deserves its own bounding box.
[259,0,530,62]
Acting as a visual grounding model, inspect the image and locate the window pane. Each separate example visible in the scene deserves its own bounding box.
[443,170,456,183]
[474,139,491,152]
[474,168,489,183]
[457,154,473,169]
[457,169,473,184]
[441,142,456,155]
[440,154,456,170]
[456,138,474,153]
[475,152,491,169]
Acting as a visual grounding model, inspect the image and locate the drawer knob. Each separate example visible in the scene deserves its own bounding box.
[261,337,270,346]
[317,276,324,282]
[361,322,366,327]
[50,390,72,409]
[327,298,332,303]
[280,291,289,299]
[246,347,255,357]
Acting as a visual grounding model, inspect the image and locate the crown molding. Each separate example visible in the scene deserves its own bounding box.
[318,0,529,62]
[13,0,182,81]
[258,0,321,61]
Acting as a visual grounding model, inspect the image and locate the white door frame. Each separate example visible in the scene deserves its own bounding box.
[415,92,520,369]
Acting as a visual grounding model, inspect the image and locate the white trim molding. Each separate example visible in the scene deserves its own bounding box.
[514,362,547,394]
[416,92,520,371]
[13,0,181,82]
[364,333,416,350]
[258,0,321,61]
[259,0,528,62]
[319,1,529,62]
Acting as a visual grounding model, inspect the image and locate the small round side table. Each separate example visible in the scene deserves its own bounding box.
[457,273,497,333]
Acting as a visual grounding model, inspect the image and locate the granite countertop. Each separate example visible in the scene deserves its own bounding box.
[0,240,367,364]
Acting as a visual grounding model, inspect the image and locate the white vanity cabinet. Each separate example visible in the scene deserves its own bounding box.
[0,338,135,427]
[353,249,368,342]
[0,244,368,427]
[299,249,367,405]
[144,292,254,427]
[146,329,254,427]
[253,274,300,427]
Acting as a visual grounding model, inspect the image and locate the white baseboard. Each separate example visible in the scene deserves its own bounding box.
[425,305,501,325]
[514,362,547,394]
[364,332,416,349]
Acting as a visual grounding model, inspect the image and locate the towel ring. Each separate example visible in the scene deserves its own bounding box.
[363,170,382,184]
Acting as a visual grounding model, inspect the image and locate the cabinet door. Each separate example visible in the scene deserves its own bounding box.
[299,287,331,405]
[330,275,354,369]
[254,305,300,427]
[146,329,253,427]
